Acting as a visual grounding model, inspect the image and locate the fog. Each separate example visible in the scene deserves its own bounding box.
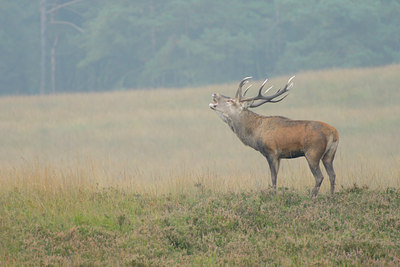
[1,0,399,95]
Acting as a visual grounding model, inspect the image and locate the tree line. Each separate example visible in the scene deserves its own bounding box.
[1,0,399,95]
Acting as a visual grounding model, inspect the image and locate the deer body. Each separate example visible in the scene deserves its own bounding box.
[210,77,339,198]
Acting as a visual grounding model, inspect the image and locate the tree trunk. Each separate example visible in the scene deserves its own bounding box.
[51,35,58,94]
[40,0,47,95]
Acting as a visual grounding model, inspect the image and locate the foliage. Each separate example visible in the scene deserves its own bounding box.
[1,0,400,94]
[0,1,39,94]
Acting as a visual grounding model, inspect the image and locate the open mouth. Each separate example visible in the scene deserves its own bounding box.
[209,94,218,109]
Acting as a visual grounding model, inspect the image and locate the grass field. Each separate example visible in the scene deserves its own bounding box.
[0,65,399,265]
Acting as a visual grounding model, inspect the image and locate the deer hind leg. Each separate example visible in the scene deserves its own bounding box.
[305,153,324,198]
[322,141,338,196]
[323,159,336,196]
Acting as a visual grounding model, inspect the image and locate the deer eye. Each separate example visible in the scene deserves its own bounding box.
[227,99,235,104]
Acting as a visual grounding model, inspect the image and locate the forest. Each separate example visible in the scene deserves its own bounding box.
[1,0,400,95]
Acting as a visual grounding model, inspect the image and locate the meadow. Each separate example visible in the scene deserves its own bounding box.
[0,65,399,265]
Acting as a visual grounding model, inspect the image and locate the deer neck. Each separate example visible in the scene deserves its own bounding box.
[227,109,262,148]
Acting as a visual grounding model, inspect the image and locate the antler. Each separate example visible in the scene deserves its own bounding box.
[239,76,295,108]
[235,76,252,101]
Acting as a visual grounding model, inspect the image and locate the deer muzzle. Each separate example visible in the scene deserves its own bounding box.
[209,93,218,110]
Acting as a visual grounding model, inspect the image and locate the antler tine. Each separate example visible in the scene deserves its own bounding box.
[264,85,273,94]
[235,76,252,100]
[243,84,253,97]
[287,75,295,84]
[240,75,295,108]
[241,78,268,101]
[256,78,269,97]
[249,94,289,107]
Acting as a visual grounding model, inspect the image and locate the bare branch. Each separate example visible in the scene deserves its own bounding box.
[50,20,84,33]
[46,0,86,14]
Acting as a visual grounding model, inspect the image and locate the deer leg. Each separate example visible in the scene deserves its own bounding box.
[306,156,324,198]
[266,156,280,190]
[322,157,336,196]
[322,141,338,196]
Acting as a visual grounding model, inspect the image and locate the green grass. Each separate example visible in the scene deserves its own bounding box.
[1,185,399,265]
[0,64,399,264]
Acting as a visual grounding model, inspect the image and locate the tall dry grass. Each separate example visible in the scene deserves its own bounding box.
[0,64,399,195]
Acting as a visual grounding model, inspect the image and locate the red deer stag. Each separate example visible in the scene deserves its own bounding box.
[209,76,339,198]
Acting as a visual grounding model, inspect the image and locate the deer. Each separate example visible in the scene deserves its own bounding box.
[209,76,339,198]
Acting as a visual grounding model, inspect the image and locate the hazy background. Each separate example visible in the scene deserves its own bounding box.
[0,66,399,194]
[1,0,400,95]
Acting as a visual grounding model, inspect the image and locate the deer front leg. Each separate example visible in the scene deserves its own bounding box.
[266,155,280,191]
